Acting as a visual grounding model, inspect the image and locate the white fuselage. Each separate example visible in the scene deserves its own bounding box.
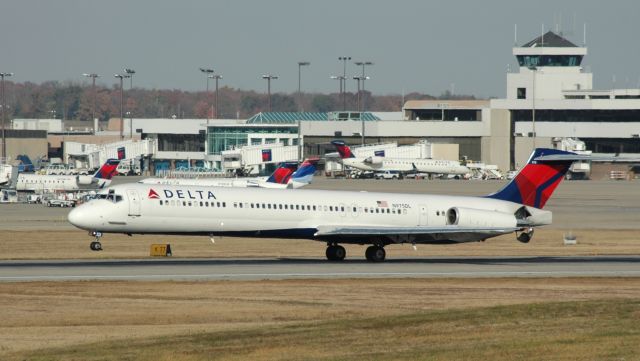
[15,174,106,192]
[69,183,550,244]
[342,157,470,175]
[138,177,281,188]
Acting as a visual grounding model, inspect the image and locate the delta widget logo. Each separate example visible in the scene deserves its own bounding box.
[148,189,160,199]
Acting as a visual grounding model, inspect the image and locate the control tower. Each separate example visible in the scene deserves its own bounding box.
[507,31,591,100]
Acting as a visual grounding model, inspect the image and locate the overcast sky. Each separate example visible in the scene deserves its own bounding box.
[2,0,639,98]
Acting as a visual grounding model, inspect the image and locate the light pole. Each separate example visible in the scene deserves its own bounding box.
[354,61,373,111]
[297,61,310,162]
[338,56,351,110]
[353,76,370,145]
[1,72,13,159]
[330,75,345,103]
[199,68,214,120]
[82,73,99,124]
[114,73,130,140]
[209,74,222,119]
[262,74,278,112]
[125,69,135,138]
[297,61,310,112]
[528,66,537,151]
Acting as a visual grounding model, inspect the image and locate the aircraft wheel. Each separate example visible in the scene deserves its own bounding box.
[90,241,103,251]
[333,245,346,260]
[365,246,386,262]
[326,245,346,261]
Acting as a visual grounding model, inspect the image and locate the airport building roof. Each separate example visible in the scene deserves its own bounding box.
[522,31,577,48]
[246,112,381,124]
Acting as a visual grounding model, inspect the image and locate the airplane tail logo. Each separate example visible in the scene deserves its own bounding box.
[93,159,120,180]
[148,189,160,199]
[290,157,319,184]
[266,162,298,184]
[487,148,575,209]
[331,140,355,159]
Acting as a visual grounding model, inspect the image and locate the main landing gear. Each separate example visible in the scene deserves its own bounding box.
[325,244,388,262]
[326,244,346,261]
[365,245,386,262]
[89,231,103,251]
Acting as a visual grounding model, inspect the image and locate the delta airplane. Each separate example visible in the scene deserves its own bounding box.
[69,148,576,261]
[16,159,120,193]
[332,140,470,177]
[139,158,318,189]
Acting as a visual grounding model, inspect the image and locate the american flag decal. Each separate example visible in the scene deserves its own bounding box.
[377,200,388,207]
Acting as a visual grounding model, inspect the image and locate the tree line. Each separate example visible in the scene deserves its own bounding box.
[1,81,477,121]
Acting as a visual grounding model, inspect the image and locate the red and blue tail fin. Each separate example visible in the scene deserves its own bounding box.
[266,162,298,184]
[290,157,319,184]
[93,159,120,180]
[486,148,576,209]
[331,140,355,159]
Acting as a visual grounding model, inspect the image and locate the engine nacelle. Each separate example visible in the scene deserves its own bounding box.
[76,175,94,185]
[363,156,383,165]
[446,207,517,228]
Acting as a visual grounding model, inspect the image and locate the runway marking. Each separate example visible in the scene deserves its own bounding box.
[2,270,640,281]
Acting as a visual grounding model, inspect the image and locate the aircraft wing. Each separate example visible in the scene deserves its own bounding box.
[314,225,519,237]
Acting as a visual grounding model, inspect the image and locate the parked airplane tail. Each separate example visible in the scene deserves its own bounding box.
[290,157,320,185]
[486,148,576,209]
[16,155,34,172]
[331,140,355,159]
[266,162,299,184]
[93,159,121,180]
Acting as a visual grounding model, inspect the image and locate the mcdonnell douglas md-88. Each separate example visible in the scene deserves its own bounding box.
[69,148,575,261]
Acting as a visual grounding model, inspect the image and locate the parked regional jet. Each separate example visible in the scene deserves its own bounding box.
[16,159,120,192]
[138,158,318,189]
[332,140,470,177]
[69,148,576,260]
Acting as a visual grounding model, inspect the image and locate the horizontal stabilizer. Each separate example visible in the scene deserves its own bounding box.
[535,154,640,163]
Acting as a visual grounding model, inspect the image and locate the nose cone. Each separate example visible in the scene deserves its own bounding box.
[68,204,95,230]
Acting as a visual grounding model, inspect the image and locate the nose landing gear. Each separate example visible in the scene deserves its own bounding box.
[89,231,103,251]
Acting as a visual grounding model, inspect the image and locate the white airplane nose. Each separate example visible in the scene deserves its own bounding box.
[68,206,91,229]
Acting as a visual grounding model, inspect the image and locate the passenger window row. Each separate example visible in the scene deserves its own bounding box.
[157,200,407,215]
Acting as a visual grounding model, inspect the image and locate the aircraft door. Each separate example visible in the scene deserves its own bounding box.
[418,204,428,226]
[127,189,141,216]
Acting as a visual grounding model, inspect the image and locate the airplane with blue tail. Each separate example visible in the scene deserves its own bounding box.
[70,148,576,260]
[139,158,319,189]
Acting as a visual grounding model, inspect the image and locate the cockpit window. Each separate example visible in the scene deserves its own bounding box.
[95,193,123,203]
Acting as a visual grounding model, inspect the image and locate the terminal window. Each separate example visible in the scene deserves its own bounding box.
[517,88,526,99]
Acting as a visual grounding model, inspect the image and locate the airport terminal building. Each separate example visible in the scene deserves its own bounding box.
[10,31,638,175]
[401,31,640,170]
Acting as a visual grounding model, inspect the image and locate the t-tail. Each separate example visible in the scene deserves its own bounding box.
[266,162,299,184]
[487,148,576,209]
[331,140,355,159]
[93,159,120,188]
[289,157,319,188]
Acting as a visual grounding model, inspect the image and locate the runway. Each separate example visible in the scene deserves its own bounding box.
[1,256,640,281]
